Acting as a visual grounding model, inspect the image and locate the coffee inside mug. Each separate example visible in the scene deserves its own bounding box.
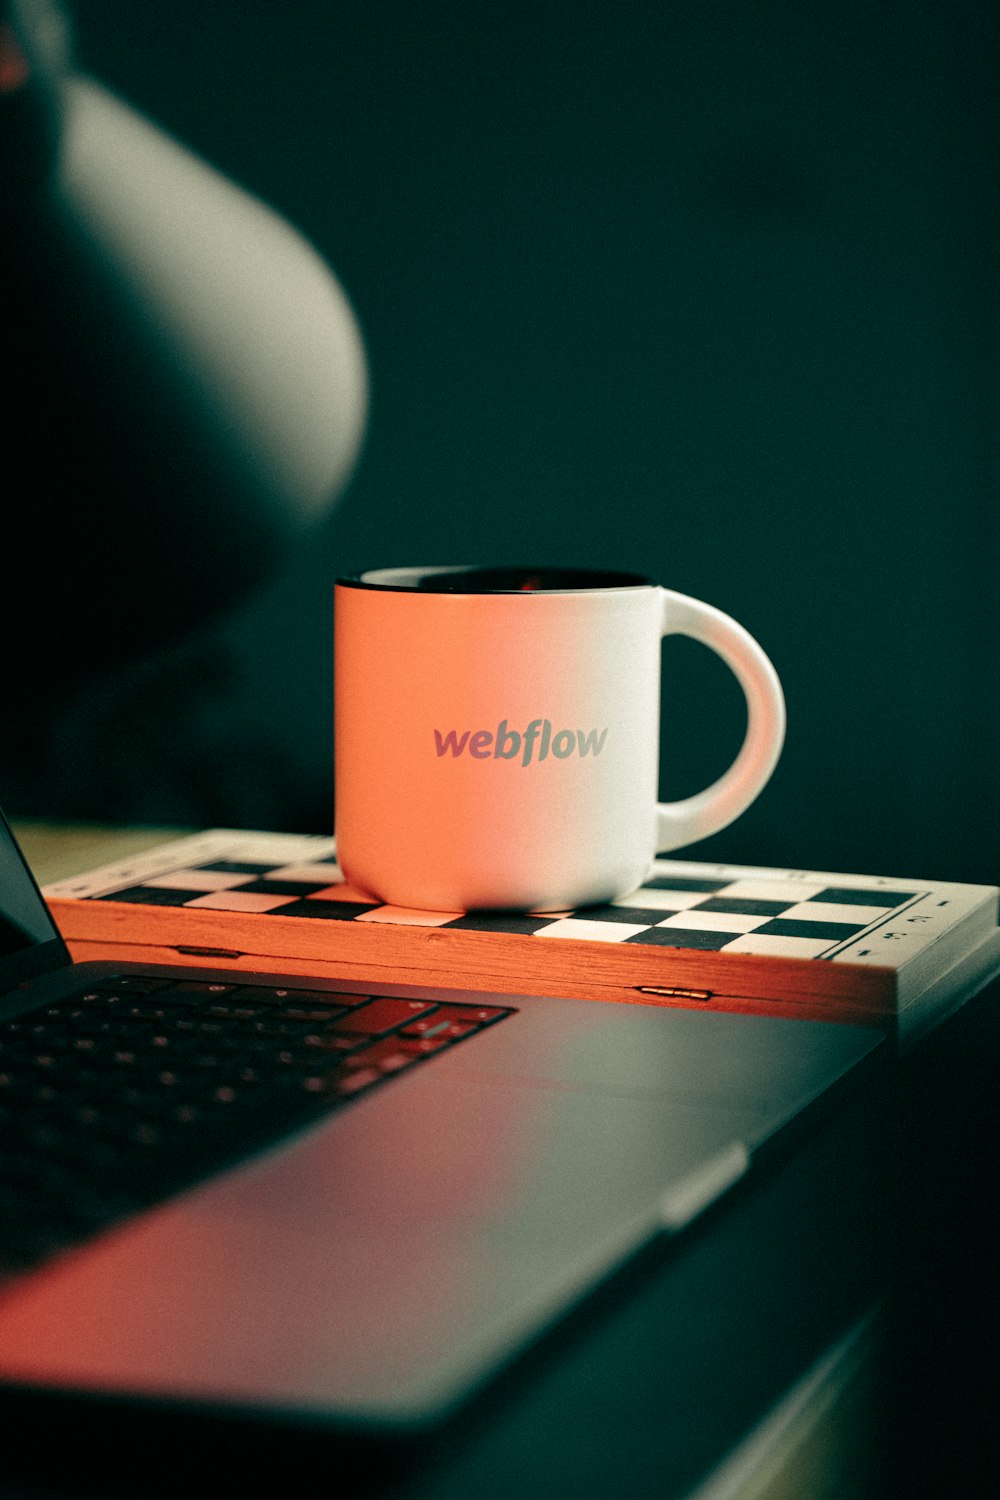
[350,566,653,593]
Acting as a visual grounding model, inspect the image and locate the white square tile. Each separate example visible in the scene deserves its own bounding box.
[723,933,835,959]
[355,906,462,926]
[186,891,301,913]
[616,889,711,911]
[535,918,650,942]
[655,909,773,934]
[717,879,825,904]
[266,863,345,882]
[778,901,890,926]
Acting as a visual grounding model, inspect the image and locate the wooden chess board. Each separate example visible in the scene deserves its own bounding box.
[44,830,1000,1041]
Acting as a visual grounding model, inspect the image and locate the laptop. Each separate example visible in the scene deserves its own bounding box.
[0,806,885,1431]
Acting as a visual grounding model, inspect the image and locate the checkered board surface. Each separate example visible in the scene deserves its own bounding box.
[45,831,991,968]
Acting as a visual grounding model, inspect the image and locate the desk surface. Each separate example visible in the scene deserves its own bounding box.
[8,820,996,1500]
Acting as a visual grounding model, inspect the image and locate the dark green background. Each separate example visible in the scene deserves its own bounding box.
[59,0,999,883]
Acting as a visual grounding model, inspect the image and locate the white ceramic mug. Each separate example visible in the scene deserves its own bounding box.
[334,566,785,912]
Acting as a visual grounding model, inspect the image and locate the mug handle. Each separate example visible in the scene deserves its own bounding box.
[656,589,786,853]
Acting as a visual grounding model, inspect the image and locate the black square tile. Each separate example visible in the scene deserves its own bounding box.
[624,926,737,950]
[573,905,666,924]
[99,886,195,906]
[442,913,555,934]
[643,876,726,893]
[808,887,914,908]
[236,879,337,897]
[695,896,794,917]
[200,860,278,873]
[754,919,866,941]
[270,899,381,921]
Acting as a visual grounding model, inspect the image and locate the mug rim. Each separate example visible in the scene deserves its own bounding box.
[337,565,655,594]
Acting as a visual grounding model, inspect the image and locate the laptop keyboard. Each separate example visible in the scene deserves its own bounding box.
[0,977,514,1278]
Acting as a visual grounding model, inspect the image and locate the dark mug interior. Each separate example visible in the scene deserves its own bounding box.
[342,566,653,593]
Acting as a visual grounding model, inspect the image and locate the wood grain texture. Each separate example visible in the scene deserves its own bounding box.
[54,898,893,1025]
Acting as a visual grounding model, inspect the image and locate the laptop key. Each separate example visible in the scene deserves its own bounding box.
[228,986,368,1010]
[432,1004,513,1026]
[244,1018,318,1040]
[396,1033,457,1057]
[329,998,439,1037]
[345,1037,420,1073]
[270,988,372,1009]
[163,982,242,997]
[301,1032,368,1054]
[202,993,281,1014]
[399,1016,478,1042]
[273,1007,347,1024]
[90,977,174,995]
[203,1004,277,1020]
[334,1068,381,1096]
